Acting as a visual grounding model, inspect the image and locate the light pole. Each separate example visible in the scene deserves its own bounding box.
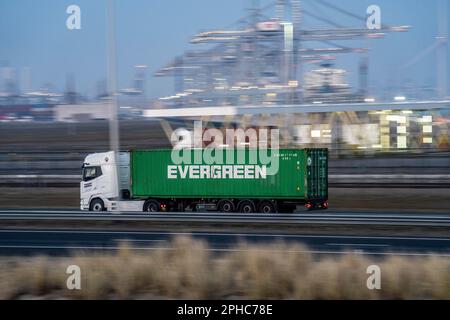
[106,0,121,210]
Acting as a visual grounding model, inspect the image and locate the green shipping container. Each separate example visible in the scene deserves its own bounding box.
[130,148,328,202]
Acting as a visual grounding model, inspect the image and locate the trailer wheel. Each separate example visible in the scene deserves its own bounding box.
[143,200,160,212]
[258,201,276,214]
[237,200,255,213]
[89,198,105,212]
[217,199,235,213]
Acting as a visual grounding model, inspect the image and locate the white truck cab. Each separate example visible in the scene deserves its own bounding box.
[80,151,144,212]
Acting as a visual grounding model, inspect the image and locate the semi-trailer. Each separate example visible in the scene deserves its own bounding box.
[80,148,328,213]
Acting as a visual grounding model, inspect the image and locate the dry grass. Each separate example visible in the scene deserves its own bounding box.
[0,237,449,300]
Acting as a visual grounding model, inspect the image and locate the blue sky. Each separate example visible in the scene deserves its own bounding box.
[0,0,448,99]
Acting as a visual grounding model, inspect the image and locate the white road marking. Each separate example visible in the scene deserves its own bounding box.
[326,243,390,247]
[112,239,166,243]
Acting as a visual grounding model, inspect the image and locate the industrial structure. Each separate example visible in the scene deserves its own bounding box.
[1,0,449,154]
[147,0,450,154]
[154,0,411,107]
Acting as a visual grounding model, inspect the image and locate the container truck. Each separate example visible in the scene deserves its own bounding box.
[80,148,328,213]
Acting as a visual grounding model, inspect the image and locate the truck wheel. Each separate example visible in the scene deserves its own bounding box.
[90,199,105,212]
[218,200,235,213]
[144,200,160,212]
[237,200,255,213]
[258,201,276,214]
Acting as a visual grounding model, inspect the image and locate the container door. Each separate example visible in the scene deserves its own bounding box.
[306,149,328,200]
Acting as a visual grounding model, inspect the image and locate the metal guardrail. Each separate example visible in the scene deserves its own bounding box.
[329,174,450,187]
[1,211,450,227]
[0,175,80,187]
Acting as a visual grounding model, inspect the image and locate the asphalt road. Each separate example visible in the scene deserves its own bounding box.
[0,209,450,256]
[0,228,449,256]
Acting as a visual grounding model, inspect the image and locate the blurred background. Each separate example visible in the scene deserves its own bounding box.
[0,0,449,210]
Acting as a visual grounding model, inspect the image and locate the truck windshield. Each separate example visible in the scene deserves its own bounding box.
[82,166,102,182]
